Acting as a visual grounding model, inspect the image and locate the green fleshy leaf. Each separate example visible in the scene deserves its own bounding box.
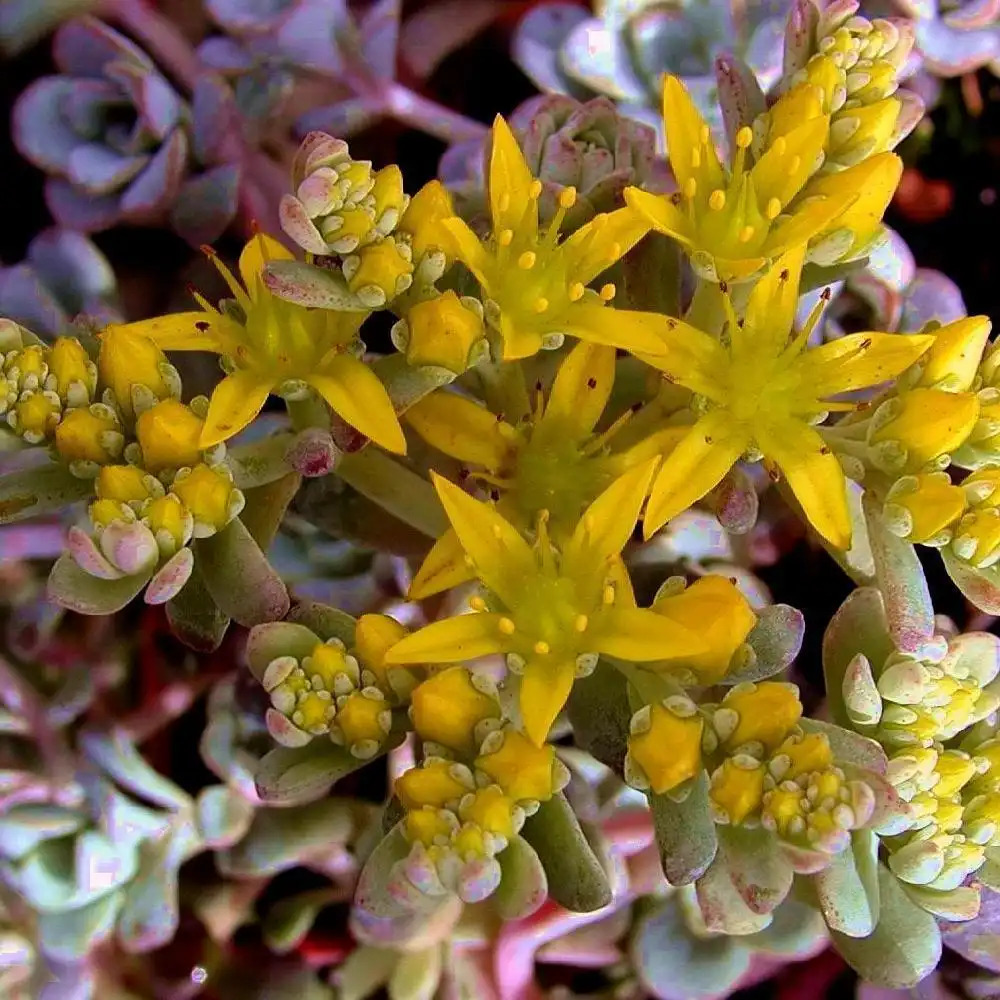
[976,858,1000,892]
[904,883,981,921]
[724,604,804,684]
[941,548,1000,615]
[255,740,385,805]
[617,232,682,316]
[387,944,444,1000]
[372,353,456,415]
[747,896,828,958]
[240,471,302,551]
[695,843,773,935]
[520,792,612,913]
[334,945,397,1000]
[218,799,358,877]
[264,260,368,310]
[35,890,122,962]
[831,863,942,987]
[0,461,92,524]
[47,555,148,615]
[226,433,295,489]
[196,518,290,627]
[286,600,357,646]
[812,829,880,937]
[799,718,888,775]
[648,772,717,886]
[631,895,751,1000]
[718,825,793,916]
[80,729,191,811]
[195,785,255,849]
[0,805,87,860]
[166,560,230,652]
[822,588,894,729]
[263,889,339,955]
[494,835,548,921]
[863,495,934,655]
[566,659,631,774]
[245,621,322,683]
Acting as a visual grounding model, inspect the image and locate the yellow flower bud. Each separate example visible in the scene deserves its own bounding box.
[651,576,757,683]
[353,613,408,691]
[98,326,176,419]
[964,468,1000,508]
[476,728,560,803]
[720,682,803,752]
[396,759,471,810]
[335,690,389,748]
[53,406,122,465]
[404,805,455,846]
[90,497,129,529]
[918,316,992,392]
[884,472,966,544]
[710,758,765,824]
[952,508,1000,568]
[324,207,374,247]
[402,291,485,374]
[5,345,48,385]
[47,337,95,405]
[410,667,499,753]
[97,464,157,505]
[135,399,205,473]
[10,391,60,442]
[144,494,192,550]
[346,239,413,304]
[306,641,356,690]
[458,785,516,840]
[398,180,455,260]
[171,463,240,534]
[870,388,979,472]
[370,164,407,223]
[626,702,703,795]
[933,750,977,798]
[775,731,834,779]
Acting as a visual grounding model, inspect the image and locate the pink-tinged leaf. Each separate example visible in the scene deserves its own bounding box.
[278,195,329,255]
[53,17,151,76]
[942,549,1000,615]
[99,521,159,577]
[119,129,190,223]
[47,553,148,615]
[67,526,124,580]
[943,0,1000,31]
[13,77,82,173]
[360,0,401,80]
[46,178,122,232]
[719,825,793,917]
[170,164,242,246]
[400,0,503,80]
[265,708,312,748]
[145,547,195,605]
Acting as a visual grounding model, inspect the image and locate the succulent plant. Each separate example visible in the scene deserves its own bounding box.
[512,0,789,144]
[13,17,241,243]
[886,0,1000,76]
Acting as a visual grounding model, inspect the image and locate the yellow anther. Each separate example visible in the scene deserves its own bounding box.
[691,149,702,168]
[534,297,550,313]
[568,282,585,302]
[574,615,589,632]
[603,585,615,605]
[498,193,511,212]
[499,617,516,635]
[608,242,621,259]
[708,190,726,211]
[492,524,503,538]
[533,640,550,655]
[498,229,514,246]
[558,187,577,209]
[771,136,787,157]
[739,225,755,243]
[736,126,753,149]
[700,125,711,145]
[529,180,543,199]
[683,178,697,199]
[789,156,801,174]
[518,251,537,270]
[469,595,487,611]
[766,197,782,220]
[599,284,616,302]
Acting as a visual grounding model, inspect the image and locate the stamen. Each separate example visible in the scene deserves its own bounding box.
[498,193,511,213]
[683,178,698,199]
[599,283,616,302]
[771,136,787,157]
[708,189,726,211]
[582,407,635,455]
[700,125,711,145]
[789,155,801,174]
[469,596,487,611]
[498,229,514,246]
[607,242,622,260]
[529,180,542,199]
[738,225,755,243]
[735,127,753,149]
[558,187,577,209]
[766,197,782,220]
[533,640,550,655]
[691,149,702,169]
[499,617,516,635]
[575,615,589,632]
[534,298,549,313]
[518,251,536,270]
[568,282,586,302]
[602,585,615,605]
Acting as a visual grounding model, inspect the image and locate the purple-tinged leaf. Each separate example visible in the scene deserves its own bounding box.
[275,0,348,73]
[53,16,151,76]
[294,96,383,139]
[13,77,81,173]
[206,0,299,34]
[360,0,401,79]
[26,226,118,320]
[942,885,1000,972]
[917,20,1000,75]
[399,0,502,81]
[145,547,194,605]
[0,0,101,58]
[119,128,189,222]
[942,549,1000,615]
[36,891,122,962]
[169,164,242,246]
[235,67,296,124]
[902,269,967,331]
[66,142,149,195]
[868,228,917,293]
[134,71,183,140]
[61,78,127,137]
[0,264,68,336]
[191,74,239,164]
[197,36,257,73]
[512,3,592,97]
[47,554,147,614]
[945,0,1000,29]
[46,177,122,231]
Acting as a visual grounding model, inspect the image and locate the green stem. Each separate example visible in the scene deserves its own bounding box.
[285,394,331,433]
[684,278,728,336]
[336,448,448,538]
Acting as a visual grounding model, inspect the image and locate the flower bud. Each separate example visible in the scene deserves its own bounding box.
[353,613,407,693]
[710,756,766,824]
[135,399,206,473]
[917,316,992,393]
[98,326,179,420]
[332,688,392,758]
[397,759,475,810]
[46,337,96,407]
[144,494,194,555]
[8,390,61,443]
[476,726,566,805]
[398,180,455,261]
[883,473,966,545]
[170,463,243,537]
[344,239,414,307]
[952,508,1000,569]
[394,291,487,374]
[625,699,703,795]
[717,682,803,753]
[53,404,123,469]
[410,666,500,754]
[96,465,162,506]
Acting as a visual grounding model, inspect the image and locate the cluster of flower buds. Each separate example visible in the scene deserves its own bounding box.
[256,613,419,755]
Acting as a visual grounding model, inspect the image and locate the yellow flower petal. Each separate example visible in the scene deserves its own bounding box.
[519,656,575,747]
[309,355,406,455]
[644,411,750,539]
[431,472,535,607]
[756,416,851,548]
[623,187,695,246]
[662,75,724,194]
[489,115,537,236]
[751,115,830,209]
[497,311,545,361]
[560,206,652,286]
[112,313,224,353]
[405,392,514,470]
[592,605,707,661]
[919,316,992,392]
[560,303,670,356]
[564,458,659,571]
[408,528,476,600]
[440,216,491,288]
[384,612,507,665]
[200,370,273,448]
[740,246,805,358]
[542,340,616,439]
[637,316,729,401]
[238,233,293,295]
[763,194,852,257]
